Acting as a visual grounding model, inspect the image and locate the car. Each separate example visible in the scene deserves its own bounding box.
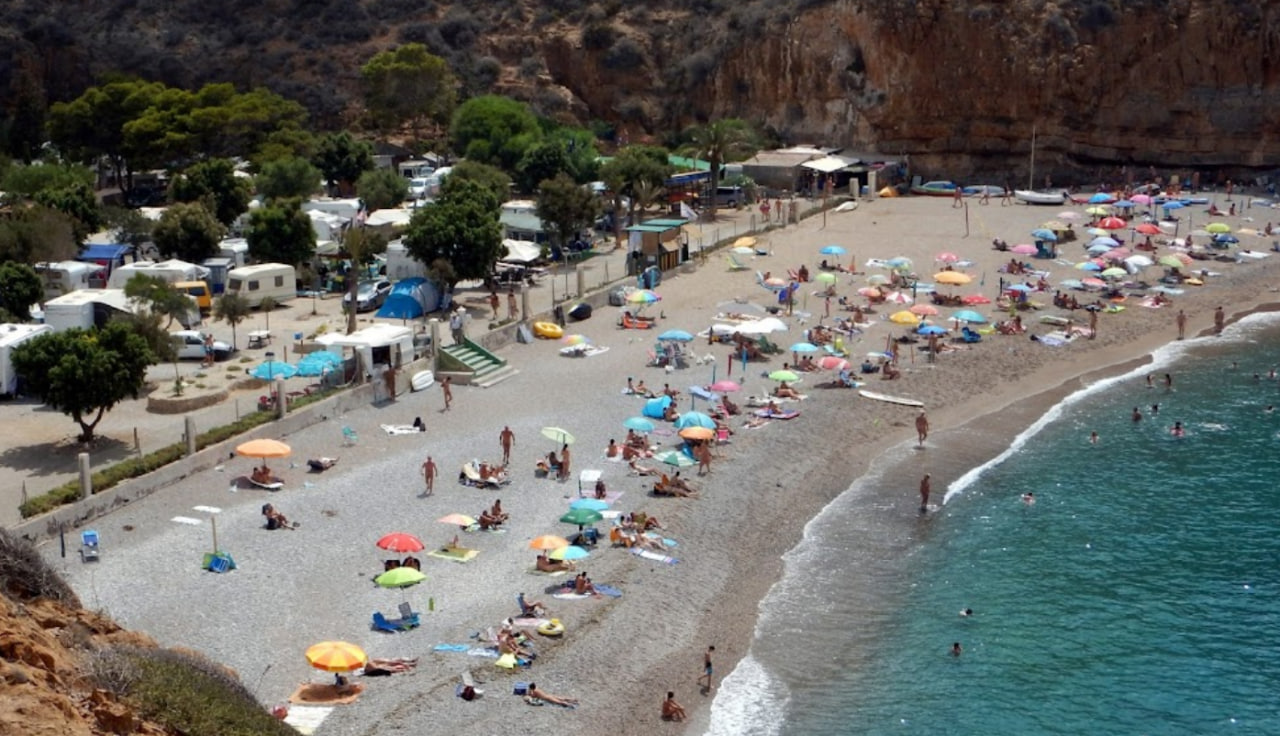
[344,279,392,312]
[407,177,431,200]
[170,330,234,361]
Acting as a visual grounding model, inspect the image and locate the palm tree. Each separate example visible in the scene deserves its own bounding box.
[632,178,666,216]
[688,119,756,218]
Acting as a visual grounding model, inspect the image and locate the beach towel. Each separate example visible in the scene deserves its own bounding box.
[690,386,717,401]
[753,409,801,420]
[568,490,624,505]
[511,617,549,627]
[552,592,593,600]
[380,424,424,435]
[433,644,472,652]
[467,648,500,658]
[593,583,623,598]
[1035,335,1071,347]
[428,548,480,563]
[463,524,507,534]
[527,567,569,577]
[289,683,363,705]
[630,548,680,565]
[283,706,333,736]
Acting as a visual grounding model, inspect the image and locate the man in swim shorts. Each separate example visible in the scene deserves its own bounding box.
[919,474,931,513]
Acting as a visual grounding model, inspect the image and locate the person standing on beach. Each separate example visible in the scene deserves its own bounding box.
[919,474,931,513]
[500,425,515,465]
[421,455,438,496]
[1214,306,1225,335]
[559,443,571,481]
[1176,309,1188,340]
[1088,308,1098,339]
[698,646,716,692]
[697,442,713,476]
[441,376,452,412]
[916,410,929,447]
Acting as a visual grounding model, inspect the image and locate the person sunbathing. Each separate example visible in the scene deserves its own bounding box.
[634,379,654,397]
[629,458,658,476]
[251,465,278,485]
[766,399,782,414]
[882,363,901,380]
[517,592,547,617]
[605,439,620,458]
[775,382,801,399]
[261,503,293,530]
[307,456,338,471]
[536,552,574,573]
[489,499,509,523]
[573,572,600,596]
[499,631,535,660]
[662,404,680,422]
[670,472,697,495]
[478,509,504,531]
[528,683,578,708]
[362,657,418,676]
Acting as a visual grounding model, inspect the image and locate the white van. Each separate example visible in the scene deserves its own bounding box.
[224,264,297,308]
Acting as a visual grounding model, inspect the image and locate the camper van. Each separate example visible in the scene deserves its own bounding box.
[225,264,297,308]
[217,238,249,267]
[77,244,132,288]
[200,257,236,294]
[35,261,101,299]
[107,260,207,289]
[0,323,53,395]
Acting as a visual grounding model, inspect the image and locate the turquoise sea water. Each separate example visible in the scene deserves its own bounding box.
[709,314,1280,735]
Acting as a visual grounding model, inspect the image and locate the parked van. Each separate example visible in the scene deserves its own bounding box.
[715,186,744,208]
[225,264,297,308]
[174,280,213,312]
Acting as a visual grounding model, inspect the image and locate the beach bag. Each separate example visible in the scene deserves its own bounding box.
[461,685,477,701]
[513,681,529,695]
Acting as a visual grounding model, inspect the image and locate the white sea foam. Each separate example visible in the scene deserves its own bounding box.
[705,654,789,736]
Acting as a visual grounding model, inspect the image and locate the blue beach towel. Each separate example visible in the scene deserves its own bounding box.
[434,644,471,652]
[594,583,623,598]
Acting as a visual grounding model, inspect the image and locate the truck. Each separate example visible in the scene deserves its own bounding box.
[0,323,53,395]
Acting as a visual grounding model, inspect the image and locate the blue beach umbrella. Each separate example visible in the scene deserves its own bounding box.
[1060,278,1085,289]
[1162,201,1186,211]
[251,358,297,380]
[657,329,694,342]
[674,411,716,430]
[1030,228,1058,241]
[1113,200,1135,208]
[1088,193,1115,204]
[1006,284,1034,292]
[1213,234,1239,245]
[951,310,987,324]
[1076,261,1103,271]
[917,324,948,336]
[1089,236,1119,248]
[570,498,610,512]
[624,416,655,432]
[819,245,847,255]
[789,342,819,353]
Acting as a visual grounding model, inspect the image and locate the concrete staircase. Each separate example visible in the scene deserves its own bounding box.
[439,340,518,388]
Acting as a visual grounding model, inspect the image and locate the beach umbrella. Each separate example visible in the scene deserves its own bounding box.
[1124,255,1154,268]
[1089,236,1119,248]
[1206,222,1232,234]
[1030,228,1058,241]
[814,272,838,286]
[936,251,960,263]
[1214,234,1240,245]
[376,532,426,553]
[529,535,571,551]
[1161,201,1186,211]
[767,369,800,383]
[819,245,847,255]
[236,438,291,460]
[1088,193,1116,204]
[889,310,921,326]
[437,513,477,527]
[1041,220,1069,231]
[1135,223,1161,235]
[1171,252,1193,265]
[1086,243,1113,255]
[570,498,609,512]
[731,246,756,255]
[961,294,991,305]
[548,545,590,561]
[1131,194,1153,205]
[624,416,656,432]
[934,271,972,285]
[733,236,758,249]
[866,273,890,285]
[306,642,368,673]
[1085,206,1111,216]
[251,359,297,380]
[678,426,716,441]
[1059,278,1085,289]
[560,508,603,526]
[1006,284,1034,293]
[654,449,696,467]
[1076,261,1103,271]
[375,567,426,589]
[917,324,948,336]
[709,380,741,393]
[1158,255,1186,268]
[1010,243,1037,255]
[1100,267,1128,279]
[657,329,694,342]
[817,356,851,371]
[627,289,661,305]
[1057,211,1081,219]
[561,333,589,346]
[675,411,716,429]
[789,342,819,353]
[909,304,939,316]
[951,310,987,324]
[1082,277,1107,289]
[643,395,673,419]
[857,287,882,298]
[886,256,912,269]
[883,291,913,304]
[541,427,575,445]
[1104,247,1130,260]
[1113,200,1135,209]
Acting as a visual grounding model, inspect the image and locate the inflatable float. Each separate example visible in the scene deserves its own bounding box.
[533,322,564,339]
[537,619,565,637]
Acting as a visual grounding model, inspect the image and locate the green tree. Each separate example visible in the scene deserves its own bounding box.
[447,160,511,203]
[246,199,315,265]
[10,322,154,443]
[684,119,757,217]
[361,44,458,138]
[170,158,251,227]
[253,127,317,168]
[449,96,541,172]
[152,202,224,263]
[32,182,102,242]
[116,311,181,390]
[515,141,570,194]
[214,292,251,349]
[403,178,503,289]
[1,163,102,240]
[599,145,673,239]
[47,79,164,194]
[0,262,43,320]
[255,156,320,201]
[101,206,155,252]
[355,168,409,211]
[313,131,374,194]
[536,174,601,254]
[3,69,48,162]
[339,227,387,334]
[0,205,79,264]
[123,274,193,329]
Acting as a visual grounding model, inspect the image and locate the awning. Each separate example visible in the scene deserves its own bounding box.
[801,156,855,174]
[660,241,681,253]
[500,240,541,264]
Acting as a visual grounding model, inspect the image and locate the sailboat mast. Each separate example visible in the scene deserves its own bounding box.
[1028,125,1037,190]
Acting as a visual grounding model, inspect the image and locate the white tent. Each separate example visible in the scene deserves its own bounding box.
[366,208,414,228]
[500,240,542,264]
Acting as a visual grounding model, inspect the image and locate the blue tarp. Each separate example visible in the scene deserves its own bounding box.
[78,244,131,262]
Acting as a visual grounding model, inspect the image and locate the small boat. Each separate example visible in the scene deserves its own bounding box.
[1014,190,1066,206]
[911,181,958,197]
[962,184,1005,197]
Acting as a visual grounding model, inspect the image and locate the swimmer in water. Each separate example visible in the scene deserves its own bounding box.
[1145,374,1154,388]
[1266,406,1275,414]
[1164,373,1173,390]
[960,608,974,617]
[951,642,963,657]
[1089,431,1099,444]
[1171,421,1185,437]
[1021,492,1036,505]
[1151,404,1159,415]
[1132,407,1143,422]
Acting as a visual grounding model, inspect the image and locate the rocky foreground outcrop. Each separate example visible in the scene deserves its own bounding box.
[3,0,1278,176]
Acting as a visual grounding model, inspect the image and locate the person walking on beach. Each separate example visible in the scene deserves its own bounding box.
[915,410,929,447]
[559,443,571,482]
[919,473,931,513]
[1176,309,1187,340]
[698,646,716,692]
[1214,306,1225,335]
[441,376,453,412]
[500,425,515,465]
[421,455,437,496]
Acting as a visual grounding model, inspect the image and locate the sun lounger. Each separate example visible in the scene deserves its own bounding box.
[726,254,750,271]
[753,409,801,420]
[249,477,284,490]
[459,462,509,488]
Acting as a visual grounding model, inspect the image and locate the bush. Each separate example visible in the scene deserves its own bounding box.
[604,36,645,71]
[582,22,615,50]
[0,527,80,604]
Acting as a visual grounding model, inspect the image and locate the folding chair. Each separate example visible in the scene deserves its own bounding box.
[726,255,749,271]
[399,601,417,619]
[80,530,100,562]
[342,426,358,446]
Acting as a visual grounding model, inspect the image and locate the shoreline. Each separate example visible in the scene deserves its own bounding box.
[35,197,1280,736]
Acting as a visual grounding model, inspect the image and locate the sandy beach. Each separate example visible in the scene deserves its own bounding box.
[40,193,1280,735]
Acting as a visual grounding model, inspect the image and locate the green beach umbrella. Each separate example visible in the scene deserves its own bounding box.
[655,450,696,467]
[559,507,604,526]
[375,567,426,589]
[815,272,838,285]
[541,426,575,445]
[768,369,800,382]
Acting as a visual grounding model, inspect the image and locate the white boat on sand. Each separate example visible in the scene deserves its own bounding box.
[1014,190,1066,206]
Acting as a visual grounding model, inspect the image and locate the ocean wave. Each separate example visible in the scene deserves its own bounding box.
[705,654,789,736]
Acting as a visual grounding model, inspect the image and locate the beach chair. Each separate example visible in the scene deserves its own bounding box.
[961,327,983,343]
[726,254,749,271]
[372,611,419,632]
[80,530,100,562]
[342,426,358,446]
[399,601,418,619]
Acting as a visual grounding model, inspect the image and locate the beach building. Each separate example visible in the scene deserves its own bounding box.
[626,218,688,272]
[500,200,549,244]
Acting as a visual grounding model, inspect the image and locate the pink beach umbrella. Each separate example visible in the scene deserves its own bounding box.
[709,380,741,393]
[962,294,992,305]
[1082,277,1107,289]
[1104,247,1131,260]
[909,304,939,316]
[936,251,960,263]
[817,356,851,371]
[1130,194,1153,205]
[857,286,882,298]
[1098,216,1127,230]
[1011,243,1037,255]
[883,291,913,304]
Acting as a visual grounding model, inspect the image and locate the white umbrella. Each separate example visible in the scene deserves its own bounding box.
[1124,255,1154,269]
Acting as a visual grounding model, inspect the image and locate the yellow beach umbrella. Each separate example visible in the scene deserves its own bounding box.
[236,438,292,459]
[1205,222,1231,234]
[934,271,972,285]
[529,535,571,551]
[305,641,368,673]
[889,311,921,326]
[679,426,716,441]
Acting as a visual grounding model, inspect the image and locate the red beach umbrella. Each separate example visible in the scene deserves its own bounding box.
[1135,223,1161,235]
[1098,216,1127,230]
[961,294,991,305]
[376,532,425,553]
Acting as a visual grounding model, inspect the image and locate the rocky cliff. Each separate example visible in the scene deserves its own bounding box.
[2,0,1278,178]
